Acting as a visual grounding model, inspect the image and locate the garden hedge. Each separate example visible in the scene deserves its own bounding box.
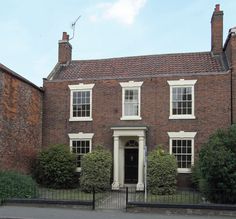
[33,144,77,189]
[0,171,37,200]
[80,146,112,192]
[147,148,177,195]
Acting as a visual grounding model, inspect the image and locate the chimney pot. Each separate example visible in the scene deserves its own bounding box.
[62,32,69,41]
[215,4,220,12]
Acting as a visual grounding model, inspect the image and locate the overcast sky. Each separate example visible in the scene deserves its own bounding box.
[1,0,236,86]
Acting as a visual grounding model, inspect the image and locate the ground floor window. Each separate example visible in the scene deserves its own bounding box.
[68,132,94,171]
[72,140,90,168]
[171,139,192,169]
[168,131,197,173]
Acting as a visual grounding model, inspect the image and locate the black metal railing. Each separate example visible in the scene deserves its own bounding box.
[1,184,94,208]
[1,185,236,210]
[126,187,236,210]
[127,187,202,204]
[95,187,126,209]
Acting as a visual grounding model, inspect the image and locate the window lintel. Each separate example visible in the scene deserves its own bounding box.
[167,79,197,86]
[69,83,95,90]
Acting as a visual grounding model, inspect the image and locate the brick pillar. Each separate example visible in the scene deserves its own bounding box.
[58,32,72,64]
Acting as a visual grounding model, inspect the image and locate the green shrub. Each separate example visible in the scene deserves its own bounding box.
[0,171,37,200]
[196,125,236,204]
[80,146,112,192]
[147,147,177,195]
[33,144,77,189]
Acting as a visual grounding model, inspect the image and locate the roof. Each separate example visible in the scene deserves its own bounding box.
[0,63,43,91]
[49,52,229,81]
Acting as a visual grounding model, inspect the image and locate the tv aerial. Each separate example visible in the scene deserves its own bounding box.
[69,15,81,41]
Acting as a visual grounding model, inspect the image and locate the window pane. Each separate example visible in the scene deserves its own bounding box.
[172,139,193,170]
[172,87,192,115]
[72,91,91,118]
[173,147,176,153]
[177,147,181,153]
[124,88,139,116]
[71,140,91,168]
[172,140,176,146]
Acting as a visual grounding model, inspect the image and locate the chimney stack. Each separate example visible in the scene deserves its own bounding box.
[211,4,223,55]
[58,32,72,64]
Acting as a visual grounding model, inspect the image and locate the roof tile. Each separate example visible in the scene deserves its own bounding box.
[51,52,227,80]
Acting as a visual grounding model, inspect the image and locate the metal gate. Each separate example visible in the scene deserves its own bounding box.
[95,188,127,210]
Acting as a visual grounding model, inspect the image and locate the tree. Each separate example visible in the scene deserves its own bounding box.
[195,125,236,203]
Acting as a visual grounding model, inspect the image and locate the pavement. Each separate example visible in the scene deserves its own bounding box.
[0,206,233,219]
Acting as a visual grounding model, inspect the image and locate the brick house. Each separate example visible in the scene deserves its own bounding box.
[0,64,43,173]
[43,5,236,190]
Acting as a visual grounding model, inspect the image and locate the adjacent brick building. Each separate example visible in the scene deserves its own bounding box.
[0,64,43,173]
[42,5,236,189]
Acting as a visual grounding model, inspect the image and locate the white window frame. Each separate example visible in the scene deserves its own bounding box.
[168,79,197,119]
[120,81,143,120]
[168,131,197,173]
[69,83,95,121]
[68,132,94,172]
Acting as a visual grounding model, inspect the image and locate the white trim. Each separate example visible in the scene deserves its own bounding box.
[68,132,94,139]
[68,132,94,172]
[111,126,147,130]
[169,115,196,120]
[111,128,146,190]
[178,168,192,173]
[120,81,143,120]
[68,83,95,90]
[168,79,197,120]
[167,131,197,138]
[69,117,93,122]
[69,84,94,121]
[168,131,196,173]
[119,81,143,88]
[167,79,197,86]
[120,116,142,120]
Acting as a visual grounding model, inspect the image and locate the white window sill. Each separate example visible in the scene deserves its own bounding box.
[169,115,196,120]
[69,117,93,122]
[120,116,142,121]
[177,168,192,174]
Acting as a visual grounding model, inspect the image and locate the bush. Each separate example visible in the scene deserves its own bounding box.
[0,171,37,200]
[196,125,236,203]
[80,146,112,192]
[147,147,177,195]
[33,144,77,189]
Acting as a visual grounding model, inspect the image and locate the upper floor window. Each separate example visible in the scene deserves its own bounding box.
[168,79,197,119]
[168,131,197,173]
[69,83,95,121]
[120,81,143,120]
[68,132,94,171]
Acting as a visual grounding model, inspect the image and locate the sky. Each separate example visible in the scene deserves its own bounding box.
[1,0,236,87]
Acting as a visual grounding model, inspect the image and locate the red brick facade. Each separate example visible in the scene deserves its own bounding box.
[0,66,43,173]
[43,73,231,155]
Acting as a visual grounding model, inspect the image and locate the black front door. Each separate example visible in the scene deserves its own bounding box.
[125,149,138,183]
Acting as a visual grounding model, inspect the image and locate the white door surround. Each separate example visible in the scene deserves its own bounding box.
[111,126,147,191]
